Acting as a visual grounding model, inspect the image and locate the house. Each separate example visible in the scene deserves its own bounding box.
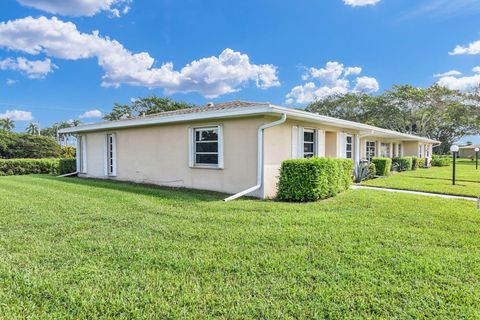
[459,144,480,158]
[60,101,440,200]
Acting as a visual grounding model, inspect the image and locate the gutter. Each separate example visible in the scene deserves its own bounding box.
[224,113,287,202]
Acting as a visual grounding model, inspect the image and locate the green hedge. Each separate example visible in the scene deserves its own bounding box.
[411,157,420,170]
[0,131,62,159]
[431,155,451,167]
[0,159,60,176]
[277,157,353,202]
[392,157,413,172]
[417,158,426,168]
[59,158,77,175]
[371,157,392,176]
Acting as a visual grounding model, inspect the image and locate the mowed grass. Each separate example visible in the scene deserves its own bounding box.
[363,159,480,197]
[0,176,479,319]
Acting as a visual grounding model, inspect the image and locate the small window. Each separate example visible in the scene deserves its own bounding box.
[106,134,116,176]
[425,144,430,157]
[303,129,315,158]
[366,141,376,162]
[345,135,353,159]
[397,144,402,157]
[194,127,219,166]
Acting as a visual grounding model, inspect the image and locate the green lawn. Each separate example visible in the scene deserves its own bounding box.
[1,176,479,319]
[362,159,480,197]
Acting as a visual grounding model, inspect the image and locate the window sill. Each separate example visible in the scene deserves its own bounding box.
[190,165,223,170]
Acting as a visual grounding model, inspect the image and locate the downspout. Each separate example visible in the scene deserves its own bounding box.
[224,113,287,202]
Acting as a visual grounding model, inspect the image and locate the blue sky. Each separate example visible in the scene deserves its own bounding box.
[0,0,480,142]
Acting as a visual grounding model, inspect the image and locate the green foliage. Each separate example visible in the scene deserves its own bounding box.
[26,122,40,135]
[277,157,353,202]
[0,118,15,131]
[412,157,420,170]
[306,84,480,153]
[0,131,62,159]
[354,162,375,183]
[61,146,76,158]
[431,155,451,167]
[371,157,392,176]
[0,159,60,176]
[59,158,77,175]
[417,158,426,168]
[392,157,413,172]
[103,96,197,121]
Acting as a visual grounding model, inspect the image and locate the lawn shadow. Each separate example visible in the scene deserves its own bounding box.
[401,175,480,184]
[35,175,231,202]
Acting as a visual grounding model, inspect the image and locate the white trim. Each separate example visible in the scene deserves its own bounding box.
[190,125,223,169]
[291,126,299,159]
[316,129,325,157]
[105,133,117,177]
[60,104,440,144]
[79,135,87,173]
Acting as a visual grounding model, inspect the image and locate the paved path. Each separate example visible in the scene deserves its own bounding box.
[352,185,478,202]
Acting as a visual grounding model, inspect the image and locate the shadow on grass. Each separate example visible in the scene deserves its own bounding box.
[34,175,231,202]
[397,175,480,184]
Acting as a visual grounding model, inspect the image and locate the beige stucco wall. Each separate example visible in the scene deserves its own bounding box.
[79,116,263,197]
[459,148,476,158]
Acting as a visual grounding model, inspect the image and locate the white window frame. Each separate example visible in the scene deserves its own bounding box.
[380,142,390,158]
[189,125,224,169]
[425,144,430,157]
[77,135,87,174]
[303,128,316,158]
[105,133,117,177]
[345,134,353,159]
[419,144,423,158]
[366,141,376,162]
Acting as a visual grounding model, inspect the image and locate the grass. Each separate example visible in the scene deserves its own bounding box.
[0,175,479,318]
[362,159,480,198]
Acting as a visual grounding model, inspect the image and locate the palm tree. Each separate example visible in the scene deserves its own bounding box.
[26,122,40,135]
[0,118,14,131]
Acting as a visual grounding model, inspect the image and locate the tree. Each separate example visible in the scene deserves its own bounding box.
[103,96,196,121]
[0,118,15,131]
[306,84,480,154]
[26,122,40,135]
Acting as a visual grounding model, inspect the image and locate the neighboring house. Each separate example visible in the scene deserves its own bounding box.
[60,101,439,199]
[459,145,480,158]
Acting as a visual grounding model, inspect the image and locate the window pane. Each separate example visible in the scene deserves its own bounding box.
[197,129,218,141]
[196,154,218,165]
[346,151,352,159]
[347,136,352,143]
[304,143,314,153]
[304,131,314,142]
[304,153,314,158]
[346,144,352,151]
[196,142,218,152]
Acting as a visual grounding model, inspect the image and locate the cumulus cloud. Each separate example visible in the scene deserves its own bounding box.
[0,57,56,79]
[450,39,480,55]
[0,16,279,98]
[16,0,131,17]
[286,61,379,104]
[433,70,462,78]
[6,79,17,85]
[344,0,381,7]
[437,67,480,91]
[79,109,103,118]
[0,109,33,121]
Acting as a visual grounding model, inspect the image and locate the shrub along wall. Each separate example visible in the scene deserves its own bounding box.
[0,159,60,176]
[277,157,354,202]
[431,155,451,167]
[411,157,420,170]
[0,131,62,159]
[371,157,392,176]
[392,157,413,172]
[59,158,77,175]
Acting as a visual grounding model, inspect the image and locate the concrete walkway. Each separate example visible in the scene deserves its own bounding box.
[352,185,478,202]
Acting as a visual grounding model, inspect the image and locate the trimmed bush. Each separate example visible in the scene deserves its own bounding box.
[0,159,60,176]
[61,146,76,158]
[392,157,413,172]
[431,155,451,167]
[411,157,420,170]
[0,131,62,159]
[59,158,77,175]
[417,158,426,168]
[371,157,392,176]
[277,157,353,202]
[368,162,376,178]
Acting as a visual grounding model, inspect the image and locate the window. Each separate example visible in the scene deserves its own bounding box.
[366,141,376,161]
[419,144,423,158]
[106,134,116,176]
[397,144,402,157]
[425,144,430,157]
[77,135,87,173]
[380,143,390,158]
[303,129,315,158]
[194,127,220,167]
[345,135,353,159]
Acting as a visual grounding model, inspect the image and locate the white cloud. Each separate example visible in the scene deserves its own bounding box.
[0,57,56,79]
[79,109,103,118]
[286,61,379,104]
[433,70,462,78]
[450,39,480,55]
[344,0,381,7]
[16,0,131,17]
[0,16,279,98]
[437,72,480,91]
[473,66,480,73]
[6,79,16,85]
[0,109,33,121]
